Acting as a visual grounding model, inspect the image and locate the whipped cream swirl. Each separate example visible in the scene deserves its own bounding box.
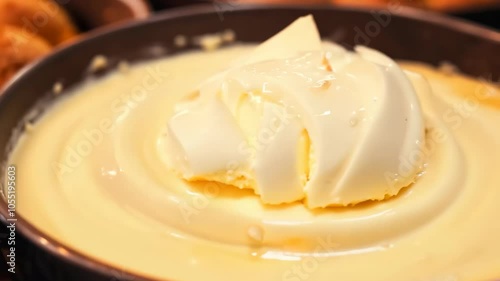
[165,16,425,208]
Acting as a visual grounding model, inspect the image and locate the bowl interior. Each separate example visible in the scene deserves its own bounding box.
[0,4,498,280]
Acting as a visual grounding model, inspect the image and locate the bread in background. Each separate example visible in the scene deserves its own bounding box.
[62,0,150,29]
[0,25,51,88]
[234,0,498,11]
[0,0,78,46]
[423,0,499,11]
[235,0,329,4]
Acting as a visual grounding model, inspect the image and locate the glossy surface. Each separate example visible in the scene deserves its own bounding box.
[165,16,425,207]
[0,6,498,281]
[7,44,500,280]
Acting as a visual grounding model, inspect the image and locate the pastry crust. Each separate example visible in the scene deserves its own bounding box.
[0,25,51,88]
[0,0,78,46]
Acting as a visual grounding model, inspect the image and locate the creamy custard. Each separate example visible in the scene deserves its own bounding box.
[6,31,500,281]
[164,16,426,207]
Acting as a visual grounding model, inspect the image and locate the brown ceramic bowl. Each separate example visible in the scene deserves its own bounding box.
[0,4,499,281]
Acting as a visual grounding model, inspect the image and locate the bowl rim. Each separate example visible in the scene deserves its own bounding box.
[0,3,499,280]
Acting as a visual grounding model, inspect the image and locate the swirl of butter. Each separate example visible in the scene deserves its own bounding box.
[165,16,425,208]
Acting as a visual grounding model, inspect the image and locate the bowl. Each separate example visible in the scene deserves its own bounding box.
[0,4,498,281]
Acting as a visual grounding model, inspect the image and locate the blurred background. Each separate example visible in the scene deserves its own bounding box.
[0,0,498,277]
[0,0,498,91]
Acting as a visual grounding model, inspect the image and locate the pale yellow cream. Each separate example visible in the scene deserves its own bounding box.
[7,45,500,281]
[165,16,427,207]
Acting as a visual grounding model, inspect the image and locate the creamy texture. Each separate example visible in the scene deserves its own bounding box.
[6,47,500,280]
[166,16,425,207]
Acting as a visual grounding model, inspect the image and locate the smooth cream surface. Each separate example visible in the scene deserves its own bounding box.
[8,44,500,281]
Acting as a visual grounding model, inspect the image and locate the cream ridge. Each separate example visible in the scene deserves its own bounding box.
[6,20,500,281]
[164,16,426,208]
